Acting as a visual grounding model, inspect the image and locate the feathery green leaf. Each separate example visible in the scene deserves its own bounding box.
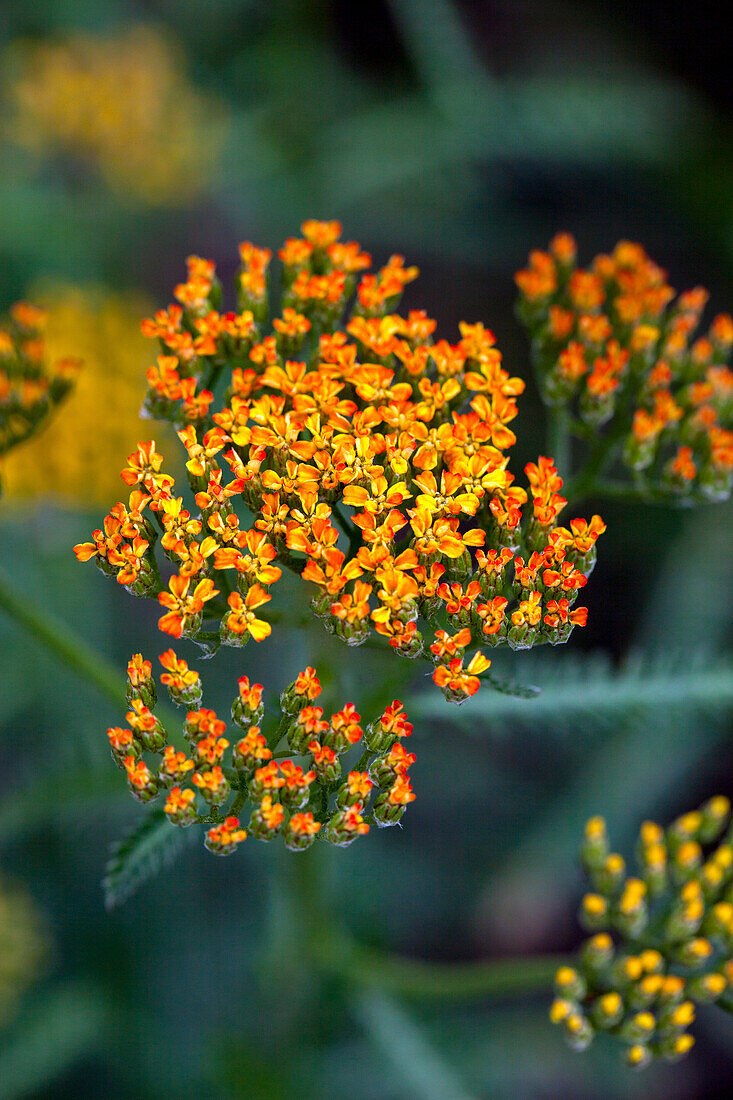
[103,808,195,910]
[413,652,733,730]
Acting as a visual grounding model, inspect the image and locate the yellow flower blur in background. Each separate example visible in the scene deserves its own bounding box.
[0,874,46,1026]
[2,283,177,506]
[4,25,227,205]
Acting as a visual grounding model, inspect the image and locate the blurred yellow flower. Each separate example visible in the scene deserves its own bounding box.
[0,874,46,1026]
[2,283,177,505]
[4,25,226,205]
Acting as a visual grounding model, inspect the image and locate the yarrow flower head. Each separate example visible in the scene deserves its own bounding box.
[0,299,80,496]
[516,235,733,504]
[551,796,733,1069]
[107,656,417,854]
[75,220,604,705]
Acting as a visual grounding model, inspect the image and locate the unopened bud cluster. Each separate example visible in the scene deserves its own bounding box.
[74,220,605,703]
[0,300,80,495]
[516,235,733,503]
[551,796,733,1068]
[111,656,416,855]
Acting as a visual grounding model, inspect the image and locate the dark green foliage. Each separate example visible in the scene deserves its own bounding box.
[102,809,195,910]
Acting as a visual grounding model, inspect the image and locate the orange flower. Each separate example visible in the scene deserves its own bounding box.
[475,596,508,636]
[291,667,320,700]
[378,700,413,738]
[160,747,195,781]
[205,816,247,853]
[301,219,343,248]
[288,812,322,836]
[124,755,155,790]
[433,651,491,699]
[330,704,363,748]
[389,774,416,806]
[511,591,543,628]
[233,677,263,715]
[670,445,697,482]
[544,599,588,629]
[225,585,272,642]
[127,653,152,687]
[158,574,219,638]
[159,649,200,692]
[165,787,196,818]
[437,580,481,615]
[234,727,272,769]
[430,628,471,659]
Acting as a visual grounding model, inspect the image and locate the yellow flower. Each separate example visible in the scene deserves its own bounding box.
[0,873,47,1026]
[5,26,227,205]
[1,283,178,505]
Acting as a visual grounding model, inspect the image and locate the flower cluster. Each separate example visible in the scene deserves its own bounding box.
[551,797,733,1068]
[0,300,80,496]
[5,26,225,205]
[75,221,604,701]
[516,235,733,503]
[112,657,416,854]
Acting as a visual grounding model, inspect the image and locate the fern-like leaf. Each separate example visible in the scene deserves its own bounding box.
[482,671,542,699]
[103,808,194,910]
[414,652,733,729]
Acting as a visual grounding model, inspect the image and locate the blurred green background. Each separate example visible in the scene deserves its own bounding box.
[1,1,732,1096]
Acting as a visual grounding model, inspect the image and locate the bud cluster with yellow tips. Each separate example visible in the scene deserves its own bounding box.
[550,796,733,1068]
[0,299,80,495]
[110,654,416,855]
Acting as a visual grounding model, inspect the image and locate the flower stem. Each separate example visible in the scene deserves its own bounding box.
[318,938,564,1000]
[546,406,571,480]
[564,437,611,505]
[268,710,293,751]
[290,845,562,1001]
[0,564,126,710]
[0,565,179,731]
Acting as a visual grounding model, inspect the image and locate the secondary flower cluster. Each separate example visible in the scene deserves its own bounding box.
[0,300,80,495]
[74,221,604,702]
[551,797,733,1069]
[113,657,416,853]
[516,235,733,503]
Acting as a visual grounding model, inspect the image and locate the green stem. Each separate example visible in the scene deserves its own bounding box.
[316,938,564,1001]
[268,711,293,751]
[0,565,126,710]
[289,846,562,1001]
[228,788,248,819]
[593,479,705,507]
[276,547,307,575]
[0,565,180,732]
[546,406,571,479]
[564,436,613,505]
[353,748,373,773]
